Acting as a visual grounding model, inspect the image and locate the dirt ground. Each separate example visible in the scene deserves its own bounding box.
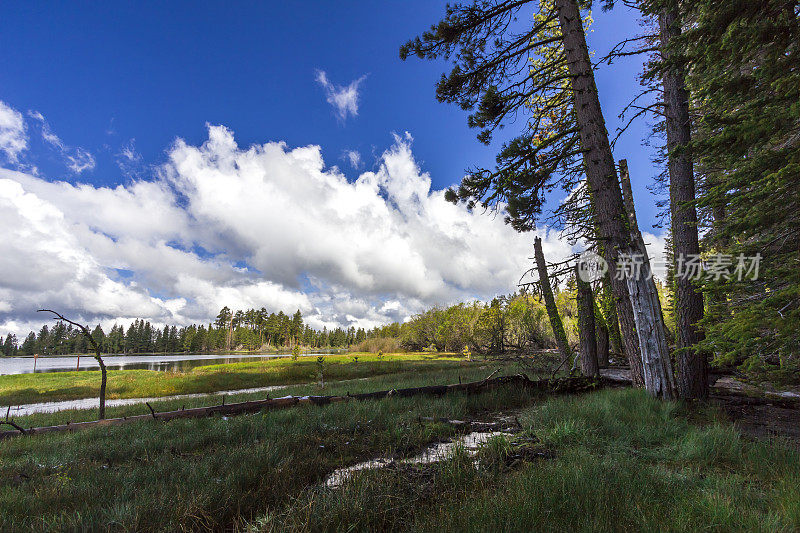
[599,367,800,449]
[713,393,800,449]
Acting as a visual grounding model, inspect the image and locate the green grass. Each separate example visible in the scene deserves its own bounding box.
[8,363,515,429]
[0,375,538,531]
[3,373,797,532]
[253,389,800,533]
[0,352,470,406]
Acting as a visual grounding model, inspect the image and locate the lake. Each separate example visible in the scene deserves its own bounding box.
[0,352,333,375]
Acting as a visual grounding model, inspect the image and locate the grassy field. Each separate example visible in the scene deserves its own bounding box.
[6,362,515,428]
[0,370,798,531]
[0,372,537,531]
[0,352,473,406]
[255,389,800,532]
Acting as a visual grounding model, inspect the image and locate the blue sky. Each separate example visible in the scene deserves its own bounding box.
[0,1,666,335]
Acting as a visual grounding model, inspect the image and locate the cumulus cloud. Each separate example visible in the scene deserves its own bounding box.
[642,231,669,281]
[0,125,578,336]
[315,70,366,121]
[0,101,27,163]
[28,110,96,173]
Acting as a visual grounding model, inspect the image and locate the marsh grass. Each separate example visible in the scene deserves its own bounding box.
[255,389,800,533]
[0,353,471,406]
[0,371,537,531]
[7,362,516,428]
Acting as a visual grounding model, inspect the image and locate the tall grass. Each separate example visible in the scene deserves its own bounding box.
[0,372,537,531]
[255,389,800,532]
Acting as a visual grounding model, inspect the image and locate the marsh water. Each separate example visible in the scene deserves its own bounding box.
[0,352,334,375]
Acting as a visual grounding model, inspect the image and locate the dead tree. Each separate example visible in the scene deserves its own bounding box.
[401,0,674,398]
[617,160,677,399]
[600,273,623,356]
[38,310,108,419]
[534,236,572,366]
[575,265,599,377]
[555,0,677,395]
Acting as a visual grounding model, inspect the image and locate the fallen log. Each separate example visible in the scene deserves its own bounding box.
[0,374,603,441]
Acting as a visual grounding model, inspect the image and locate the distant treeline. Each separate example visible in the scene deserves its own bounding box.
[358,290,580,355]
[1,307,369,356]
[357,283,675,356]
[2,285,667,358]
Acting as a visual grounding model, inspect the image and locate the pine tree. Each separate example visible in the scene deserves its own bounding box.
[402,0,677,396]
[682,0,800,374]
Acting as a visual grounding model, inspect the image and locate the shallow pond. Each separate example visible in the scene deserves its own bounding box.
[0,352,333,375]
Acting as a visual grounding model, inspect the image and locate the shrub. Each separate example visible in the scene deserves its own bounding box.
[350,337,402,354]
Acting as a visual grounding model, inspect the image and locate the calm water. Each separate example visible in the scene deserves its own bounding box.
[0,352,333,375]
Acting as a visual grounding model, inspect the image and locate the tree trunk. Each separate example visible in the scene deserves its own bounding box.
[618,160,677,399]
[98,358,107,420]
[659,6,708,399]
[576,265,599,377]
[534,236,572,364]
[594,298,610,367]
[555,0,674,397]
[601,273,623,356]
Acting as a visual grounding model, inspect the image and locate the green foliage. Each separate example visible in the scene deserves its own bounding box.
[314,355,326,387]
[350,337,402,354]
[676,0,800,373]
[291,344,300,361]
[14,307,369,356]
[386,292,571,356]
[401,0,589,233]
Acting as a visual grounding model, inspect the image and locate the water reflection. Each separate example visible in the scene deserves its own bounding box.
[0,352,336,375]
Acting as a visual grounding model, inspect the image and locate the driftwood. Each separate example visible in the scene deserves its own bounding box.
[0,375,603,441]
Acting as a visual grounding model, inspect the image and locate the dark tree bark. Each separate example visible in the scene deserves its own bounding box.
[38,310,107,419]
[534,236,572,364]
[555,0,676,398]
[594,298,610,367]
[659,6,708,399]
[576,265,599,377]
[601,273,623,356]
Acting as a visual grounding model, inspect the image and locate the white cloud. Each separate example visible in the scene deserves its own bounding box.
[0,125,578,337]
[0,101,27,163]
[344,149,361,169]
[116,138,143,178]
[643,231,669,281]
[28,110,96,174]
[315,70,366,121]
